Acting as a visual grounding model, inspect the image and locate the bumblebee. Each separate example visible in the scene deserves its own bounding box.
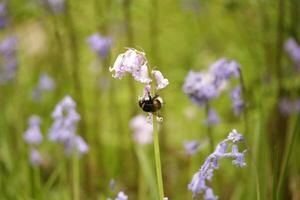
[139,94,163,113]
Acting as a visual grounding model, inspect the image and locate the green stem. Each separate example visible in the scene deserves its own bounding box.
[33,165,41,196]
[276,114,300,199]
[72,151,80,200]
[135,146,157,200]
[205,103,214,152]
[152,113,164,199]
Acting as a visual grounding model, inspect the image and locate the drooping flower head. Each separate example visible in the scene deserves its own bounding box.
[188,129,247,199]
[87,33,113,58]
[130,115,153,145]
[110,48,168,119]
[23,115,43,145]
[110,48,151,83]
[110,48,169,90]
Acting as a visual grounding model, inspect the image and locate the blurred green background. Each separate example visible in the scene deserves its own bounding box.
[0,0,300,199]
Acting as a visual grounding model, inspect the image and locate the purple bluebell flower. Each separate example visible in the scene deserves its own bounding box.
[183,71,220,106]
[204,108,220,126]
[48,96,80,142]
[38,73,55,91]
[32,73,56,101]
[284,38,300,71]
[23,115,43,145]
[230,85,244,116]
[184,140,200,155]
[48,96,89,156]
[44,0,65,13]
[278,98,300,116]
[0,2,8,29]
[115,191,128,200]
[130,115,153,145]
[188,129,246,198]
[209,58,240,80]
[0,36,18,84]
[30,149,42,166]
[65,135,89,156]
[0,36,18,57]
[109,179,116,191]
[87,33,112,58]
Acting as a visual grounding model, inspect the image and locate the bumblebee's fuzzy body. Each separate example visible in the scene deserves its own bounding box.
[139,94,163,113]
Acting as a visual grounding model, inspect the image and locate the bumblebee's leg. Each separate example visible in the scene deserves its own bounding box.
[156,110,164,122]
[148,92,152,101]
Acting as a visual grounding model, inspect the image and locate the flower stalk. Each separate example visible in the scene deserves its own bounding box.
[153,113,164,199]
[72,149,80,200]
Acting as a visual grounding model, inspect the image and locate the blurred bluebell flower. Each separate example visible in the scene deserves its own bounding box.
[87,33,112,59]
[204,108,220,126]
[23,115,43,145]
[30,149,43,166]
[115,191,128,200]
[65,135,89,156]
[44,0,65,13]
[188,129,246,198]
[109,179,116,191]
[183,71,220,106]
[130,115,153,145]
[38,73,56,91]
[0,36,18,57]
[183,140,200,155]
[49,96,80,142]
[0,36,18,84]
[230,85,244,116]
[0,2,8,29]
[278,98,300,116]
[49,96,89,156]
[284,38,300,71]
[209,58,240,81]
[32,73,56,101]
[183,59,241,107]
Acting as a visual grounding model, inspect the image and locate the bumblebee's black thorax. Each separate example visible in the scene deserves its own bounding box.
[139,95,163,113]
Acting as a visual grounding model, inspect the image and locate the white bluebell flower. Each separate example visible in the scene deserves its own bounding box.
[115,191,128,200]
